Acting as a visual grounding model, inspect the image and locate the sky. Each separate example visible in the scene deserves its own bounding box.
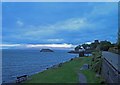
[2,2,118,49]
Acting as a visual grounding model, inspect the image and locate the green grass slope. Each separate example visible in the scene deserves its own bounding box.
[24,57,102,83]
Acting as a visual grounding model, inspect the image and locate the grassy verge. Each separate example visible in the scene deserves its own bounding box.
[81,70,104,83]
[24,56,103,83]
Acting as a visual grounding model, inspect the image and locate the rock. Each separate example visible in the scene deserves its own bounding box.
[51,65,59,69]
[58,63,62,67]
[40,49,54,52]
[96,74,100,77]
[80,64,89,70]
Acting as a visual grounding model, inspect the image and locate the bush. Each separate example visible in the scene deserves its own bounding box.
[91,51,102,74]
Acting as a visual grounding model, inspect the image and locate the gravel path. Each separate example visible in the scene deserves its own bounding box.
[78,73,87,83]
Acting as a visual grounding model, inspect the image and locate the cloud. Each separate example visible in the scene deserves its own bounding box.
[85,42,92,44]
[46,38,64,42]
[9,17,92,43]
[23,17,93,38]
[26,43,76,48]
[21,3,117,40]
[53,18,88,31]
[16,20,24,26]
[0,43,76,49]
[2,3,118,44]
[91,3,117,15]
[0,44,21,47]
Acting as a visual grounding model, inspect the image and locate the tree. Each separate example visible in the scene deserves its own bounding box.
[90,43,98,50]
[74,45,82,51]
[75,45,80,52]
[91,51,102,74]
[99,40,113,51]
[89,40,100,50]
[74,45,84,57]
[82,44,90,50]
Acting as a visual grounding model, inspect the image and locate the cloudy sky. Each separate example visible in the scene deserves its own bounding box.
[2,2,118,49]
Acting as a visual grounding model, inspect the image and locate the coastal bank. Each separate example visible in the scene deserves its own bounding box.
[24,56,103,83]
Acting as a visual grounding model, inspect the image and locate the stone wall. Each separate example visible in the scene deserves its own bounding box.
[101,58,120,83]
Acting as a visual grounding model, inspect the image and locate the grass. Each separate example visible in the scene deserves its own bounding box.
[81,70,104,83]
[24,56,103,83]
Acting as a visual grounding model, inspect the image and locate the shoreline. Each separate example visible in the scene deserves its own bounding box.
[24,56,101,83]
[26,56,78,77]
[5,56,78,84]
[24,56,104,83]
[23,56,79,83]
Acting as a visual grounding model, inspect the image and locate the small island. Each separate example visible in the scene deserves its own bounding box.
[40,49,54,52]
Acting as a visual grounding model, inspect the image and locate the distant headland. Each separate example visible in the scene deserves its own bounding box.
[40,49,54,52]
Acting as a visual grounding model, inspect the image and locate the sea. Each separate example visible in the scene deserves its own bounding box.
[2,49,78,83]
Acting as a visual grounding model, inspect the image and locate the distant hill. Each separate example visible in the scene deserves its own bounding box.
[40,49,54,52]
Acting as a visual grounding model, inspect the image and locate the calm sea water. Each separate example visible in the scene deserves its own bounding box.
[2,49,77,83]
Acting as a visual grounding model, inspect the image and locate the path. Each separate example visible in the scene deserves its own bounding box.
[78,73,87,83]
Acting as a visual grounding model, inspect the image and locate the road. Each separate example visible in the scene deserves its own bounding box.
[102,51,120,72]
